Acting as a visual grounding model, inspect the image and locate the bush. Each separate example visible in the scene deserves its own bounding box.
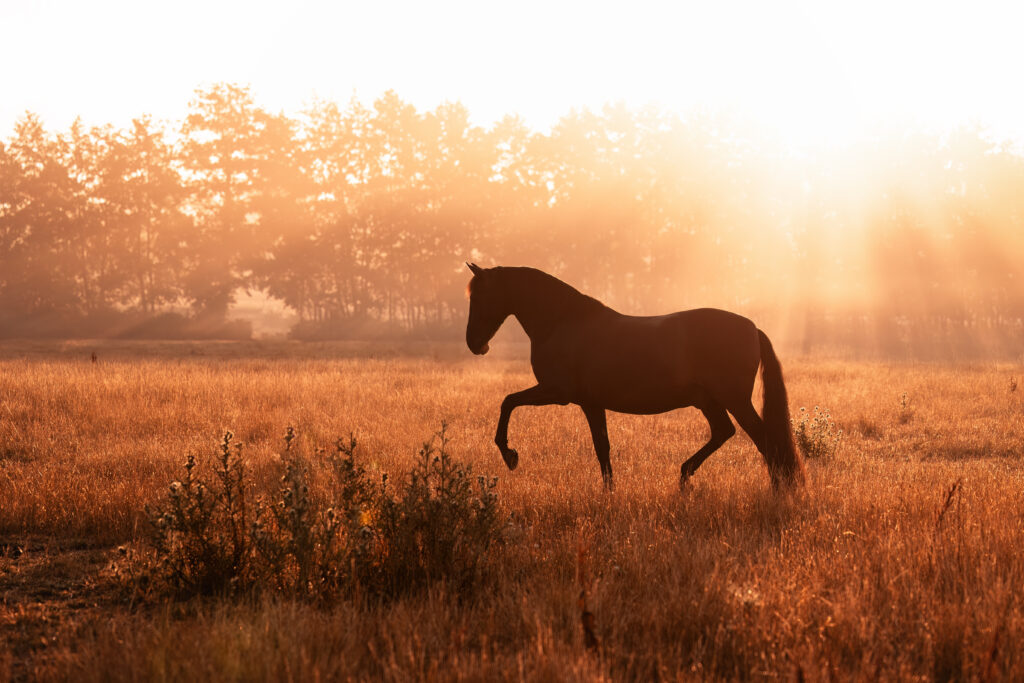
[129,424,501,603]
[376,424,501,594]
[792,406,843,460]
[140,433,251,597]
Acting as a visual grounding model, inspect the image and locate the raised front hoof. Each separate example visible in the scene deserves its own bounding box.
[500,448,519,471]
[679,470,693,494]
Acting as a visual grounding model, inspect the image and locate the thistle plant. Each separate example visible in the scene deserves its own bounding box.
[132,423,503,603]
[792,406,843,460]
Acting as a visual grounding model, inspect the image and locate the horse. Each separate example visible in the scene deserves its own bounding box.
[464,263,804,490]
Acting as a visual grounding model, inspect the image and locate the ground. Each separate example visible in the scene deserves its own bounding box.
[0,340,1022,681]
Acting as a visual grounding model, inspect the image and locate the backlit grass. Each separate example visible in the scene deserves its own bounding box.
[1,341,1022,680]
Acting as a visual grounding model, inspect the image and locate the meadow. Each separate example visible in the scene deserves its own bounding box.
[1,340,1023,681]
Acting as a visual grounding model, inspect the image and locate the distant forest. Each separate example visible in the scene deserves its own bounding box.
[2,83,1023,356]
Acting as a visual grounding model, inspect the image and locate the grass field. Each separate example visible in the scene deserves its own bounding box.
[1,340,1023,681]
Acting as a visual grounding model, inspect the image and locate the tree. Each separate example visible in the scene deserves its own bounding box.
[180,83,279,319]
[0,115,83,317]
[97,117,189,312]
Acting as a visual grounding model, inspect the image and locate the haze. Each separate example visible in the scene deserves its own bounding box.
[2,0,1024,359]
[4,0,1024,145]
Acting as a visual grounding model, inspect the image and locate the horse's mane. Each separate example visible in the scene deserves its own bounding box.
[499,267,613,319]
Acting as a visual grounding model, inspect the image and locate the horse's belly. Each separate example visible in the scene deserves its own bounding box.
[570,328,701,412]
[600,387,705,415]
[580,361,704,414]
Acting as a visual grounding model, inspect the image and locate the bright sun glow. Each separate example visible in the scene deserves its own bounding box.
[2,0,1024,147]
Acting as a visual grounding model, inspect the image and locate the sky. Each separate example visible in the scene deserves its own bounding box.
[3,0,1024,147]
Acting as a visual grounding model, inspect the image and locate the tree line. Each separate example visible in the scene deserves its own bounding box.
[2,83,1023,355]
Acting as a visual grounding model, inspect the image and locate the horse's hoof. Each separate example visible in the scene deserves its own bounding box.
[502,448,519,471]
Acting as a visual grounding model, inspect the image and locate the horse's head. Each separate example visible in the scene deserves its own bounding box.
[465,263,510,355]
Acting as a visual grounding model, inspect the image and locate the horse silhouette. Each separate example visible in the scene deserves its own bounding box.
[464,263,803,490]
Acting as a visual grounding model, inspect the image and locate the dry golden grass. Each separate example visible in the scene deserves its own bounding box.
[1,340,1023,681]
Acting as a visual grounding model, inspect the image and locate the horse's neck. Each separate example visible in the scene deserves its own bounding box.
[509,276,605,341]
[511,298,558,341]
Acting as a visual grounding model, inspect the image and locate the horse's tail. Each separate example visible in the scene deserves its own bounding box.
[757,329,804,489]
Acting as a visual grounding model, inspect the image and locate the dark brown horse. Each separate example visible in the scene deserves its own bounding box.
[464,264,803,490]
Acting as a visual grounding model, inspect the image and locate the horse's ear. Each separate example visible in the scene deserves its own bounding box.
[467,262,483,276]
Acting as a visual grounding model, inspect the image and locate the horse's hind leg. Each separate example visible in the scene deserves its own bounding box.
[581,405,613,490]
[680,403,735,486]
[727,400,775,480]
[730,400,795,489]
[727,400,767,456]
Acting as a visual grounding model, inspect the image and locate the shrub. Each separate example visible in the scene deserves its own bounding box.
[129,424,501,603]
[376,424,500,595]
[791,406,843,460]
[139,432,251,597]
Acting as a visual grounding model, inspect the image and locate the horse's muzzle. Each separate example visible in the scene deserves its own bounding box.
[471,342,490,355]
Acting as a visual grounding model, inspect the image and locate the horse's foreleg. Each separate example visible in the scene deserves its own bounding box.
[582,405,613,491]
[495,384,561,470]
[680,404,735,487]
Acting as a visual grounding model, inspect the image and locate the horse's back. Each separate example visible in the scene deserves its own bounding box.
[532,307,762,413]
[665,308,761,386]
[666,308,760,362]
